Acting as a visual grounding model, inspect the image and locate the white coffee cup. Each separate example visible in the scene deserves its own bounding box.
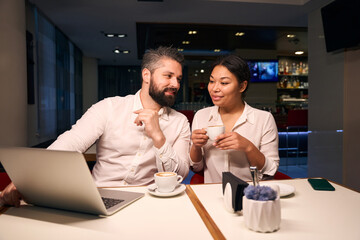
[154,172,183,193]
[207,125,225,140]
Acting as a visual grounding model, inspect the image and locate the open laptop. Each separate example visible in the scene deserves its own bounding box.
[0,147,144,216]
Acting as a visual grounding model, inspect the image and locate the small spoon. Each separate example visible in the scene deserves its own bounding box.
[148,184,158,191]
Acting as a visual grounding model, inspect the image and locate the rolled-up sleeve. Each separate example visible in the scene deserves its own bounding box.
[153,117,191,179]
[48,100,109,152]
[259,113,279,177]
[189,111,205,173]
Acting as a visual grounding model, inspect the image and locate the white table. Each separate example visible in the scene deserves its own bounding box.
[190,179,360,240]
[1,179,360,240]
[0,185,212,240]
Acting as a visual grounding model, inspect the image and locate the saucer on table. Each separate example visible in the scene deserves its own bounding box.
[264,183,295,197]
[147,184,186,197]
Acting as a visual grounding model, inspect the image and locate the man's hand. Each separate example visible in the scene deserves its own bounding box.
[134,109,165,148]
[0,182,22,207]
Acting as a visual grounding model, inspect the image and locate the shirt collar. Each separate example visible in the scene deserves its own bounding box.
[207,102,255,129]
[235,102,255,126]
[133,90,170,121]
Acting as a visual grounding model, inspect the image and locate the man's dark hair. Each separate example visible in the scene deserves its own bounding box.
[141,46,184,73]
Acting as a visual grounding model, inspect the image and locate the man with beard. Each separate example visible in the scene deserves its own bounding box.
[1,46,190,207]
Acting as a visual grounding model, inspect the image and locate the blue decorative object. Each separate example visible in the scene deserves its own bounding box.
[244,185,277,201]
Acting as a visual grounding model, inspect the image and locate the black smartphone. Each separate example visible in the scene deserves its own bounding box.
[308,178,335,191]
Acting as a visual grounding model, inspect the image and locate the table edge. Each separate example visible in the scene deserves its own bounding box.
[185,185,226,240]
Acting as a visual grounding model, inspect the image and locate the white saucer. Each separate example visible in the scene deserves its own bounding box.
[147,184,186,197]
[264,183,295,197]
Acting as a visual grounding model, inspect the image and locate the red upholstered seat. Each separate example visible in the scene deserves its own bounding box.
[178,110,195,125]
[287,109,308,127]
[274,171,292,179]
[190,171,204,184]
[0,172,11,191]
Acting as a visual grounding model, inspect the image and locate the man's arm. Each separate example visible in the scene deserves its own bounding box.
[134,109,191,178]
[48,100,108,152]
[154,118,191,178]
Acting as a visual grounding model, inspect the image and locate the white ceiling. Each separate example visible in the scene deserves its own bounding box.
[28,0,320,65]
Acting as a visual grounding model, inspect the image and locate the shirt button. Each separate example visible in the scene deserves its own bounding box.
[143,136,147,140]
[137,153,141,156]
[131,168,135,172]
[159,154,163,158]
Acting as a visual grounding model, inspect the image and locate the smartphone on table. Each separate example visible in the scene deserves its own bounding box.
[308,178,335,191]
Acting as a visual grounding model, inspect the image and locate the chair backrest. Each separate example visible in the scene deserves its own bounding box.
[0,172,11,191]
[274,171,292,179]
[190,171,204,184]
[287,109,308,127]
[178,110,195,126]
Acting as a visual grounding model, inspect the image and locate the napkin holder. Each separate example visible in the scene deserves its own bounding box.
[222,172,249,212]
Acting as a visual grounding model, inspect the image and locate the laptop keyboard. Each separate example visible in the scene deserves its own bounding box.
[101,197,124,209]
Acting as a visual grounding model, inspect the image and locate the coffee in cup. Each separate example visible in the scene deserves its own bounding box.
[154,172,183,193]
[207,125,225,140]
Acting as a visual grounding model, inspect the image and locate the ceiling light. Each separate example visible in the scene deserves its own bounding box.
[214,49,221,52]
[295,51,304,55]
[235,32,245,37]
[177,48,184,52]
[105,33,127,38]
[188,30,197,35]
[287,34,296,38]
[113,49,130,54]
[182,41,190,45]
[200,69,204,73]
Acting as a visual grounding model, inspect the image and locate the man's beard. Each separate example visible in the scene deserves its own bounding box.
[149,78,178,107]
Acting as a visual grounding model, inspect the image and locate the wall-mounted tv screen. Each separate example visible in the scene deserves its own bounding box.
[247,60,278,82]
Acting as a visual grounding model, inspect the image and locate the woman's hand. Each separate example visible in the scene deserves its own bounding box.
[213,132,252,152]
[191,128,209,148]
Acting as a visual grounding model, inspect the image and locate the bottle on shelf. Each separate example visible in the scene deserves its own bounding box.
[279,62,284,75]
[292,62,297,75]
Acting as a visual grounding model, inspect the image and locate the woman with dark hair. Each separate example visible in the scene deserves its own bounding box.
[190,55,279,183]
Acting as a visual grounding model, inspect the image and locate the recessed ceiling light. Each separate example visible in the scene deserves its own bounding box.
[105,33,127,38]
[295,51,304,55]
[188,30,197,35]
[177,48,184,52]
[214,49,221,52]
[235,32,245,37]
[200,69,204,73]
[287,34,296,38]
[113,49,130,54]
[182,41,190,45]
